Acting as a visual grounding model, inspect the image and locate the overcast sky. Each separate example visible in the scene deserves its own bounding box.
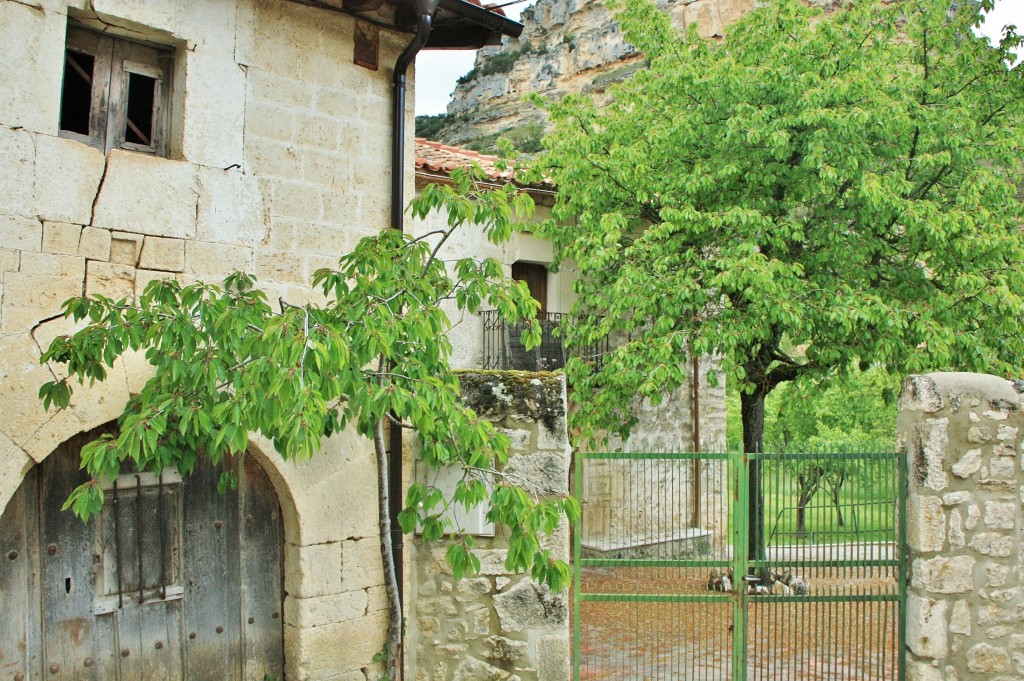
[414,0,1024,116]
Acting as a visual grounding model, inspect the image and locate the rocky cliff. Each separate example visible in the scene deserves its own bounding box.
[431,0,758,151]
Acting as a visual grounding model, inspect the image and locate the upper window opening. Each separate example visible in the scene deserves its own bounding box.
[60,49,94,135]
[512,261,548,316]
[60,25,172,156]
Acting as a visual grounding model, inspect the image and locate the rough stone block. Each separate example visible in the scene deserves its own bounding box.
[0,431,34,518]
[341,537,383,592]
[109,232,144,265]
[900,375,944,413]
[906,595,949,659]
[34,134,105,224]
[907,494,946,553]
[952,448,982,478]
[284,609,386,681]
[498,427,532,451]
[181,51,246,168]
[996,424,1018,442]
[245,104,296,142]
[0,215,42,252]
[504,452,569,495]
[989,457,1016,479]
[912,555,975,594]
[93,151,198,239]
[196,168,268,245]
[269,180,323,222]
[918,418,950,491]
[255,251,307,285]
[0,5,63,134]
[493,580,567,633]
[477,549,511,576]
[139,236,186,272]
[967,643,1011,673]
[536,415,569,451]
[968,425,992,444]
[85,261,136,301]
[42,222,83,255]
[454,577,493,602]
[950,600,971,636]
[969,532,1015,557]
[283,591,367,629]
[184,240,254,278]
[538,634,570,681]
[451,657,513,681]
[948,509,965,550]
[1,262,84,334]
[79,227,112,261]
[365,585,387,614]
[984,501,1017,530]
[244,137,304,179]
[284,541,343,597]
[482,635,526,664]
[0,127,34,217]
[988,564,1011,588]
[0,248,19,273]
[0,334,65,446]
[247,68,315,111]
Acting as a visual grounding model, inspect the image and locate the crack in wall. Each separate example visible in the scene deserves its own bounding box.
[89,154,110,228]
[6,0,45,15]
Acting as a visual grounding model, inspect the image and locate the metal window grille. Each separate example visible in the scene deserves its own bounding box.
[482,310,608,372]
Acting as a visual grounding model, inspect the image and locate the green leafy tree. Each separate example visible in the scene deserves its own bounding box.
[38,169,577,681]
[536,0,1024,559]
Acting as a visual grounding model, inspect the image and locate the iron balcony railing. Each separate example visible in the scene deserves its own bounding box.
[481,310,608,372]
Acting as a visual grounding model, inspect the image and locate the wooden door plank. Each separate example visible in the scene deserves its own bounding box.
[239,457,284,681]
[39,438,100,681]
[182,456,242,681]
[0,474,31,680]
[114,600,144,680]
[138,601,178,681]
[24,471,45,680]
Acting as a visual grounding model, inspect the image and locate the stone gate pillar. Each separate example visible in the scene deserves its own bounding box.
[898,373,1024,680]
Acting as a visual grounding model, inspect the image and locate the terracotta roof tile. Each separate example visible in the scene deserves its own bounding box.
[414,138,555,189]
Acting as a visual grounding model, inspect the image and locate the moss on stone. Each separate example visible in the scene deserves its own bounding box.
[456,370,564,434]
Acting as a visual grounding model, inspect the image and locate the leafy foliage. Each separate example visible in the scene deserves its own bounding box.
[726,365,898,450]
[464,122,546,157]
[38,167,578,592]
[535,0,1024,452]
[415,113,458,140]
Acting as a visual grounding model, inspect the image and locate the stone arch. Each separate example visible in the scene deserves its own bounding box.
[0,421,292,680]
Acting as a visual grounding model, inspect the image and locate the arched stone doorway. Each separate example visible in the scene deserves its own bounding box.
[0,424,284,681]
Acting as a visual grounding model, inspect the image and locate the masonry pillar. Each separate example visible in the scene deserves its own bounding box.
[898,372,1024,680]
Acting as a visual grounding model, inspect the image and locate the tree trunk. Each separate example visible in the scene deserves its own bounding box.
[374,419,403,681]
[740,390,766,562]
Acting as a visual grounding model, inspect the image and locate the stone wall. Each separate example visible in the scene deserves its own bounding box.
[406,371,571,681]
[0,0,408,677]
[898,373,1024,680]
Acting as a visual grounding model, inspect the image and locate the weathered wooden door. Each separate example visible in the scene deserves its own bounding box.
[0,426,284,681]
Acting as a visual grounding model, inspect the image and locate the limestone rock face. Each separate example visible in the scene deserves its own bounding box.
[437,0,758,149]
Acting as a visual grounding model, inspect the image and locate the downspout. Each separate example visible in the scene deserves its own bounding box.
[388,0,437,665]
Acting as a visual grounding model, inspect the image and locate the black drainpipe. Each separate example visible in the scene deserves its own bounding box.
[388,0,438,642]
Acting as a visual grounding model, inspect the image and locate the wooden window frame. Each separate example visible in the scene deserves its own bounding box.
[60,25,173,157]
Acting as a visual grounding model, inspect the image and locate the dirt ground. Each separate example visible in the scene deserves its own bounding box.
[575,566,900,681]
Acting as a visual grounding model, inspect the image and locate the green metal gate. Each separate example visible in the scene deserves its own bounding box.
[572,449,906,680]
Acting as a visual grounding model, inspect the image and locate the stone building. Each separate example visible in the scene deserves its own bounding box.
[409,139,730,623]
[0,1,525,679]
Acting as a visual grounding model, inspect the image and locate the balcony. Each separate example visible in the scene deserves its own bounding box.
[481,310,608,372]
